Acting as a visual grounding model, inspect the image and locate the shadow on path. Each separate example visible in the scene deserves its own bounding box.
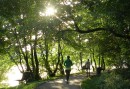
[35,73,88,89]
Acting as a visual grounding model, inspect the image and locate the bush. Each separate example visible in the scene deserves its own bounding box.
[102,72,130,89]
[113,68,130,79]
[81,77,99,89]
[81,72,130,89]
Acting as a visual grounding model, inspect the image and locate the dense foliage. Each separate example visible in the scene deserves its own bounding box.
[0,0,130,88]
[81,71,130,89]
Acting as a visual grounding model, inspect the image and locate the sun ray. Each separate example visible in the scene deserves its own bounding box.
[45,7,57,16]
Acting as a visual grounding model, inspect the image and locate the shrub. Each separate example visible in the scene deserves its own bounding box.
[81,72,130,89]
[81,77,99,89]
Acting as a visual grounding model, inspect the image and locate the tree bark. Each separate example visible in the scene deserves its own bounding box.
[34,35,41,80]
[79,52,83,69]
[44,35,53,77]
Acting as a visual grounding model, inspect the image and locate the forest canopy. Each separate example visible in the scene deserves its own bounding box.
[0,0,130,86]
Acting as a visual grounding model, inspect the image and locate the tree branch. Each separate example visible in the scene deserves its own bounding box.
[74,21,130,40]
[74,22,105,33]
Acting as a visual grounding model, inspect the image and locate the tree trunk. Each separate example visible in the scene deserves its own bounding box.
[99,54,101,68]
[54,39,61,75]
[92,48,97,70]
[30,44,35,73]
[101,55,105,71]
[34,35,41,80]
[44,35,53,77]
[23,37,32,72]
[79,52,83,69]
[59,51,64,75]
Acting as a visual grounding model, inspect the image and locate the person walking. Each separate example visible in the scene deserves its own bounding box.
[64,56,73,83]
[85,59,90,77]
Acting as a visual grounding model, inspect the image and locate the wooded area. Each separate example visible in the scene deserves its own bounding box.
[0,0,130,88]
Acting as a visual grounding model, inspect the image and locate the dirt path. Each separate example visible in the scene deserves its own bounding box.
[35,73,87,89]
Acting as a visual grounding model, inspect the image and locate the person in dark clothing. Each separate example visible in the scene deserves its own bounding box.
[85,59,90,77]
[64,56,73,83]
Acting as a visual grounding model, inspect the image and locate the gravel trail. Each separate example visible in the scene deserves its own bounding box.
[35,73,87,89]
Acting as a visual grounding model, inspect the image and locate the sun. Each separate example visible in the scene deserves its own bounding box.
[45,7,57,16]
[39,4,57,17]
